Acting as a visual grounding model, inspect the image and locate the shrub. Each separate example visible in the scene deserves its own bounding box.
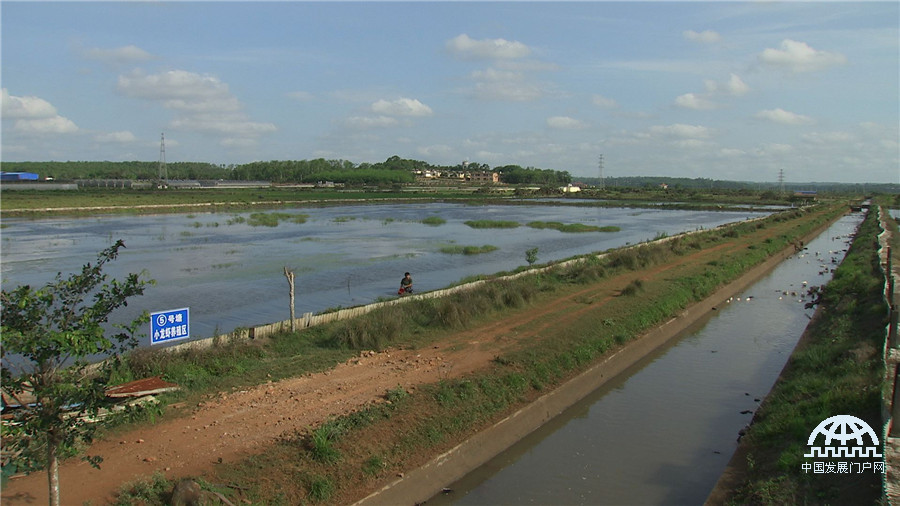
[621,279,644,296]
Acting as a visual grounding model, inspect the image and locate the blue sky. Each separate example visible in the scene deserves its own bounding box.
[2,1,898,183]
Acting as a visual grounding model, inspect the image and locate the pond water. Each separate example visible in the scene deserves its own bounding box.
[428,213,863,505]
[1,203,764,344]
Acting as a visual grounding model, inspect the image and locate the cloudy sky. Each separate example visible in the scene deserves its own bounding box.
[2,1,897,183]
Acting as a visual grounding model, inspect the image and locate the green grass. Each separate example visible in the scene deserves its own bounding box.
[421,216,446,226]
[439,244,498,255]
[526,221,620,233]
[464,219,520,229]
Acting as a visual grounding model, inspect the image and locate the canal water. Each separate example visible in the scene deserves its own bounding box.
[428,213,863,505]
[0,203,763,343]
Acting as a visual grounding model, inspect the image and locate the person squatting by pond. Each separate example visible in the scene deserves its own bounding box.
[399,272,413,295]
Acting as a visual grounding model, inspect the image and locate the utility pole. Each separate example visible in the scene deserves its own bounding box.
[158,133,168,186]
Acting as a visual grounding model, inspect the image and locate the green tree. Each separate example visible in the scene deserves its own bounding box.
[525,247,539,266]
[1,240,153,506]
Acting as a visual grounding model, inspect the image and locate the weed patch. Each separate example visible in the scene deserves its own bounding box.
[464,219,520,229]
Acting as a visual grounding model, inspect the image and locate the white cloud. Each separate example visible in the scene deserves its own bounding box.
[675,93,716,110]
[472,79,543,102]
[95,131,136,143]
[758,39,847,73]
[117,70,276,142]
[1,88,79,134]
[719,148,746,157]
[705,74,750,97]
[220,137,259,149]
[547,116,588,129]
[756,143,795,155]
[417,144,453,158]
[802,131,854,145]
[170,114,276,137]
[592,94,618,109]
[673,139,713,149]
[755,108,814,125]
[2,88,58,119]
[118,70,234,107]
[12,116,79,134]
[83,45,154,65]
[446,34,531,60]
[343,115,399,129]
[371,98,433,117]
[683,30,721,44]
[471,68,522,82]
[650,124,712,139]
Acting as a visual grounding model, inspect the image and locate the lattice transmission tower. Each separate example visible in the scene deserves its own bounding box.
[158,133,168,185]
[597,154,605,190]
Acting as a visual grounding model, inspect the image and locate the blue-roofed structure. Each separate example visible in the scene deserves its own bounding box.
[1,172,40,181]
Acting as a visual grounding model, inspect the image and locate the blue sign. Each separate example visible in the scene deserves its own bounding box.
[150,307,190,345]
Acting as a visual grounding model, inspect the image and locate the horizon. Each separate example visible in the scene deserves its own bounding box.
[2,2,898,184]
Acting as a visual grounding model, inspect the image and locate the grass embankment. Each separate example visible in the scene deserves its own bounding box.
[721,208,888,504]
[100,204,848,504]
[0,188,484,216]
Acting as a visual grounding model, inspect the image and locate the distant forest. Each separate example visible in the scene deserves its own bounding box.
[1,157,895,193]
[0,156,573,186]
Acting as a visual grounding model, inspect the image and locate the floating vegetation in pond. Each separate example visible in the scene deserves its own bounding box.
[421,216,446,226]
[247,212,308,227]
[464,220,520,229]
[526,221,620,233]
[440,244,499,255]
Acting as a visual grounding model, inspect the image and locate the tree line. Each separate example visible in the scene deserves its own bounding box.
[1,156,573,187]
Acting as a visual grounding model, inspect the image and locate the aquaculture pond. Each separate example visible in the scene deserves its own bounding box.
[1,202,766,345]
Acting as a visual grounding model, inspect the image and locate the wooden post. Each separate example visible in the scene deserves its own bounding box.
[284,267,296,332]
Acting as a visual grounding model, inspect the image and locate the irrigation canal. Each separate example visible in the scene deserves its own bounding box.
[427,212,864,505]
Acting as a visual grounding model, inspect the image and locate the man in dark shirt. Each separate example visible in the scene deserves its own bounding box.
[399,272,413,294]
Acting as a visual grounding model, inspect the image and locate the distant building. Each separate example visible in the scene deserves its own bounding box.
[560,184,581,193]
[467,171,499,183]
